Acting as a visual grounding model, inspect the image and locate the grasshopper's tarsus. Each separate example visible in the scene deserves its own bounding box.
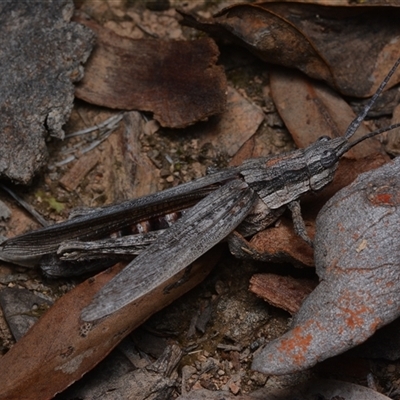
[287,200,313,248]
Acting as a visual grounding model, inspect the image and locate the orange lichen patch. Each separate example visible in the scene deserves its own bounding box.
[368,191,394,206]
[352,232,360,240]
[369,317,382,333]
[338,305,370,329]
[367,183,400,206]
[276,325,313,365]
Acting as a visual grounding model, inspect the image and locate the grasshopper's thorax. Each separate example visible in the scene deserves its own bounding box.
[239,136,349,209]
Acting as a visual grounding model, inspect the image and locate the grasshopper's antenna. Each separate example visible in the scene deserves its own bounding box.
[345,57,400,140]
[347,122,400,151]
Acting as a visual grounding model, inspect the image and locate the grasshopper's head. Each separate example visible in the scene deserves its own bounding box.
[304,56,400,192]
[303,135,348,191]
[304,121,400,192]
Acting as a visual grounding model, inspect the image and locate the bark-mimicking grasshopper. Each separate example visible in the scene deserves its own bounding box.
[1,58,400,321]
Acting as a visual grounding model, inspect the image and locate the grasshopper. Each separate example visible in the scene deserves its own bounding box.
[1,58,400,322]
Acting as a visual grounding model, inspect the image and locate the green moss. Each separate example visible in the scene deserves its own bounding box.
[35,190,65,213]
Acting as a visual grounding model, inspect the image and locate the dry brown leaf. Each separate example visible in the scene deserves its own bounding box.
[269,68,384,159]
[181,86,265,158]
[197,86,265,157]
[75,15,227,128]
[0,248,221,400]
[179,3,400,96]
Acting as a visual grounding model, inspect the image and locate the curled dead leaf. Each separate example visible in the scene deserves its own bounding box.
[179,3,400,96]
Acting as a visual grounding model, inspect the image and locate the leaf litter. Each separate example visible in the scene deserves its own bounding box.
[0,0,400,399]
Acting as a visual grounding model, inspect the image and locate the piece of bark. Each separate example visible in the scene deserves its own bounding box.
[249,274,317,315]
[74,16,227,129]
[0,247,221,400]
[241,218,315,268]
[90,111,160,204]
[59,150,100,192]
[116,112,160,199]
[0,1,95,183]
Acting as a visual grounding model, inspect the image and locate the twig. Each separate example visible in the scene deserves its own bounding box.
[0,184,49,227]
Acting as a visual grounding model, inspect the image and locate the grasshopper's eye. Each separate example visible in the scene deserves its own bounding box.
[318,136,331,142]
[320,149,337,168]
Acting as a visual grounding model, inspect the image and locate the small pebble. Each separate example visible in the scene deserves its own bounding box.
[0,200,11,220]
[229,381,240,395]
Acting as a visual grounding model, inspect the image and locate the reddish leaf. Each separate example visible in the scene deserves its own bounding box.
[0,248,221,400]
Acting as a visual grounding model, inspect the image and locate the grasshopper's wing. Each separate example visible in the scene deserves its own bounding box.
[81,179,257,321]
[0,168,240,266]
